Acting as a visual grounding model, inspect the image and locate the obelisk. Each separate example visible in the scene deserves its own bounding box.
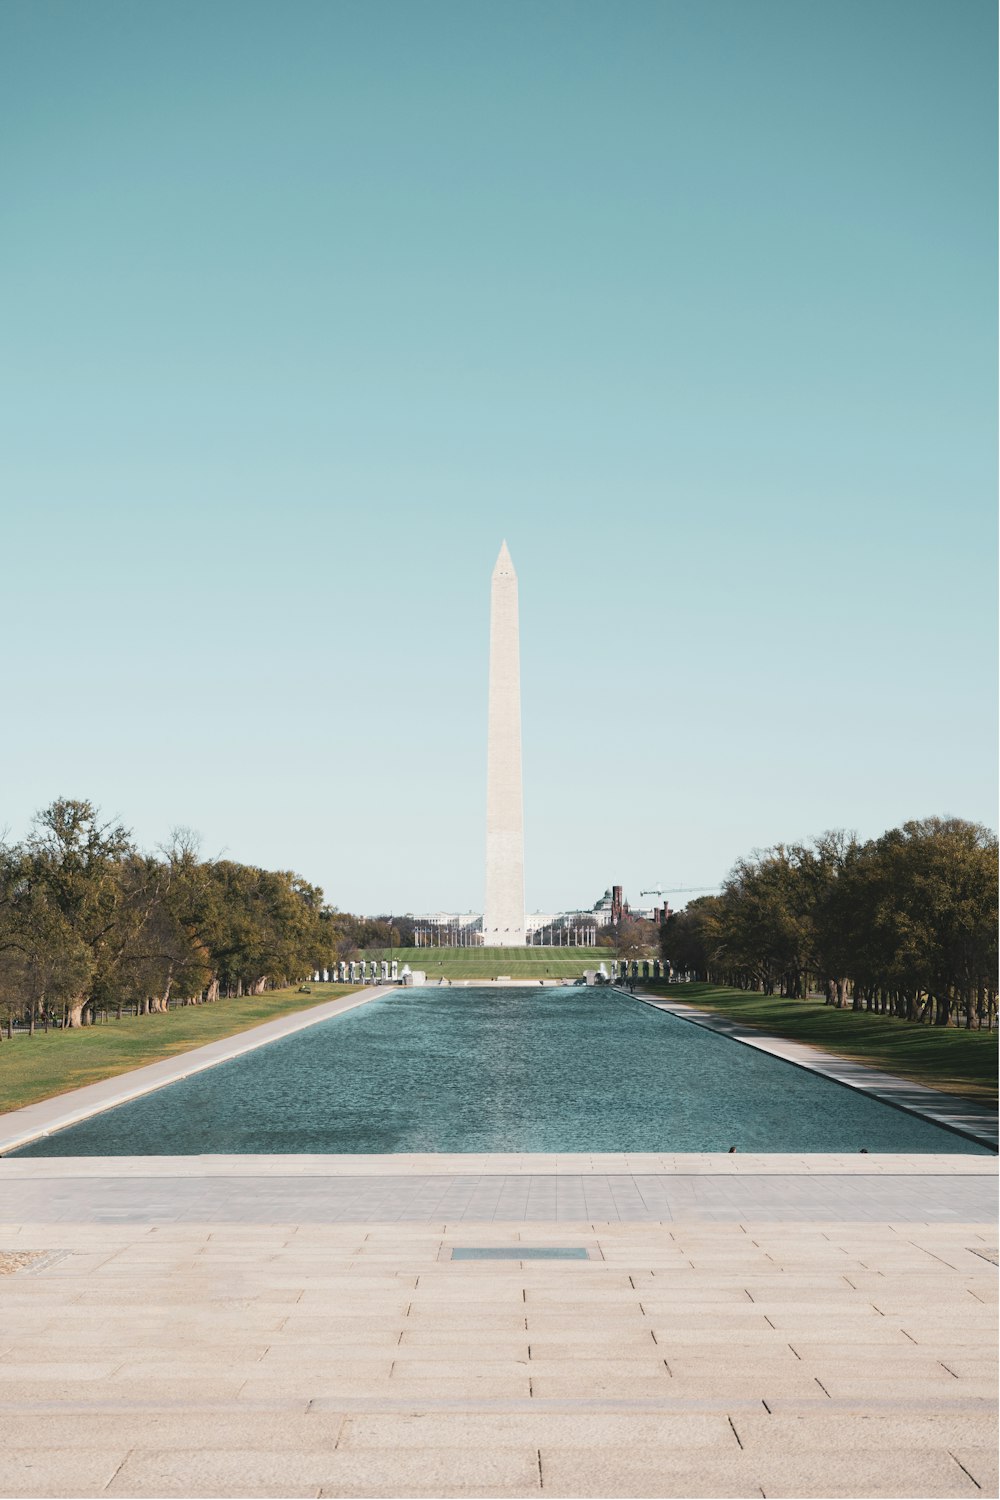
[483,541,525,946]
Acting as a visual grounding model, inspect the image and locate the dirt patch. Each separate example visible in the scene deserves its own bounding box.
[0,1249,66,1275]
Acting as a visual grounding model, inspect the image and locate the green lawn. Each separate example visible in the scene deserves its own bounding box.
[643,982,998,1104]
[365,945,614,979]
[0,983,354,1116]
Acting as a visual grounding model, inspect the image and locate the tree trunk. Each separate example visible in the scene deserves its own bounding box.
[66,997,89,1029]
[160,965,174,1014]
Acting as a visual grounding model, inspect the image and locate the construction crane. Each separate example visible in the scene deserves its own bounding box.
[640,885,721,898]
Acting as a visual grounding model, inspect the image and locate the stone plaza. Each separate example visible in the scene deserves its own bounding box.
[0,986,996,1500]
[0,1152,996,1499]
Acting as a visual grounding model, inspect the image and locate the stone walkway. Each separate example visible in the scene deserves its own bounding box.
[1,996,996,1497]
[0,1155,996,1498]
[0,1162,995,1225]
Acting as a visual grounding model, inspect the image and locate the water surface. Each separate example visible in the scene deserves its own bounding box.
[13,987,989,1155]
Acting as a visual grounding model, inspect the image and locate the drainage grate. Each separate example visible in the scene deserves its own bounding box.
[449,1247,592,1260]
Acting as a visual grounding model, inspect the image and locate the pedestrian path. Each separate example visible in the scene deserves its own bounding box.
[0,1212,995,1497]
[0,1155,995,1224]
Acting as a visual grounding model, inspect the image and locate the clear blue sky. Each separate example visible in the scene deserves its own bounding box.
[1,0,995,916]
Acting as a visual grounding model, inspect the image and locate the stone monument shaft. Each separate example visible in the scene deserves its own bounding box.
[484,541,526,946]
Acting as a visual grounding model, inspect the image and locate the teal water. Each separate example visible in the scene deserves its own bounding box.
[12,988,990,1155]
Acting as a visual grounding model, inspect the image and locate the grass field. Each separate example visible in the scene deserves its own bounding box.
[646,982,999,1104]
[0,983,354,1117]
[363,945,614,979]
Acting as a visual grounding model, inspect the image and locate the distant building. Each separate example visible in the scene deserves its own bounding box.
[404,883,662,946]
[410,913,482,947]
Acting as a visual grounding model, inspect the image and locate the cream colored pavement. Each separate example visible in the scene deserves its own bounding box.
[0,1160,997,1498]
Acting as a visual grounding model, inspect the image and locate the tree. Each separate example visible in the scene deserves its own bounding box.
[25,799,141,1027]
[659,895,725,979]
[659,817,998,1029]
[606,915,657,962]
[0,799,352,1031]
[851,819,998,1027]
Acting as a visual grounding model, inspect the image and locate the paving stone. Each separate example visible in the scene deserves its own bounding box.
[384,1374,534,1398]
[950,1446,1000,1492]
[786,1340,975,1360]
[0,1360,124,1381]
[0,1411,346,1452]
[262,1348,407,1372]
[105,1447,325,1498]
[524,1337,658,1358]
[313,1447,542,1497]
[933,1357,1000,1378]
[754,1449,981,1497]
[0,1380,138,1405]
[397,1331,531,1354]
[401,1311,530,1331]
[525,1374,676,1398]
[536,1451,764,1498]
[336,1412,733,1450]
[731,1412,999,1453]
[3,1342,271,1364]
[235,1373,397,1400]
[646,1325,792,1346]
[0,1448,130,1499]
[814,1373,998,1401]
[804,1355,980,1379]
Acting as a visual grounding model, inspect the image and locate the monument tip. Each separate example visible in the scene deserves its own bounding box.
[493,540,515,576]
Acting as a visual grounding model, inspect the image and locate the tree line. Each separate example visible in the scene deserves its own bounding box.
[661,817,997,1029]
[0,798,345,1033]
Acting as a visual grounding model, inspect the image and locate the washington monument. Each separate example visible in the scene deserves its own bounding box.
[483,541,526,945]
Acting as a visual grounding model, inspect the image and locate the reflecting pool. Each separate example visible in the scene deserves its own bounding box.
[12,987,990,1155]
